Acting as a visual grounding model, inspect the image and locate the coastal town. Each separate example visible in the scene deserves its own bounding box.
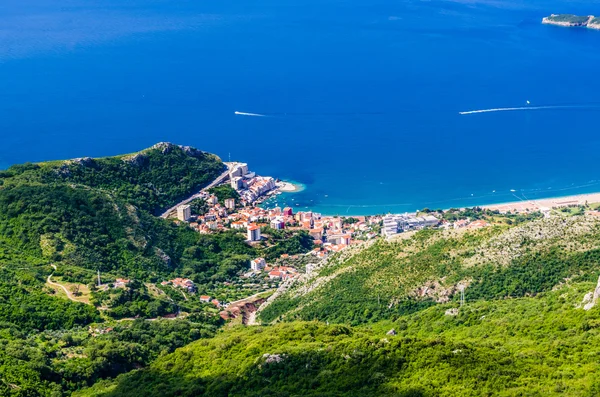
[100,160,600,321]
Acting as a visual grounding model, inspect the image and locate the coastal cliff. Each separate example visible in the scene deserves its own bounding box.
[542,14,597,29]
[589,17,600,29]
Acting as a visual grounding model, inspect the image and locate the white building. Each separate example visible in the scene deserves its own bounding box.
[224,198,236,210]
[301,211,313,221]
[250,258,266,271]
[382,213,439,237]
[207,195,218,205]
[229,163,249,178]
[177,204,192,222]
[270,218,285,230]
[231,176,244,190]
[247,224,261,241]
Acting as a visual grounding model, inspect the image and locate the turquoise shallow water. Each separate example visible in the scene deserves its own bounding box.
[1,0,600,215]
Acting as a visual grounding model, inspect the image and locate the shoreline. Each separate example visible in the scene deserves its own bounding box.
[276,181,304,193]
[477,192,600,214]
[278,190,600,218]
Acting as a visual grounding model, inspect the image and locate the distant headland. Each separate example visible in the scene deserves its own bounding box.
[542,14,600,29]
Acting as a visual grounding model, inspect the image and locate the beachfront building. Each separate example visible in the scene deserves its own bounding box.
[250,257,266,271]
[382,214,439,237]
[283,207,293,216]
[231,176,244,190]
[229,163,249,178]
[247,224,261,241]
[224,198,236,210]
[177,204,192,222]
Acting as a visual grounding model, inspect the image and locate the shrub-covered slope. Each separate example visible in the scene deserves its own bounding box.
[259,216,600,324]
[0,143,230,277]
[0,143,256,395]
[0,142,224,214]
[76,281,600,397]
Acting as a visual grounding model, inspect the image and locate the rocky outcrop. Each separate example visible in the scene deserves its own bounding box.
[71,157,96,167]
[151,142,176,154]
[154,247,172,266]
[124,153,148,167]
[220,298,266,324]
[582,276,600,311]
[588,18,600,29]
[150,142,207,158]
[445,308,459,316]
[262,353,285,364]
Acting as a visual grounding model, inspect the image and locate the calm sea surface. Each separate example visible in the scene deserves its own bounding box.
[1,0,600,214]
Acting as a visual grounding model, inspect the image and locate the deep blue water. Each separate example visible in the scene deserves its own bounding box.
[1,0,600,215]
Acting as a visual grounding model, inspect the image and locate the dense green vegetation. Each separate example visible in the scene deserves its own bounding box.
[0,318,219,396]
[207,185,240,205]
[260,215,600,325]
[545,14,591,24]
[260,227,315,260]
[0,143,257,394]
[76,281,600,396]
[5,143,600,396]
[0,268,99,332]
[442,206,543,224]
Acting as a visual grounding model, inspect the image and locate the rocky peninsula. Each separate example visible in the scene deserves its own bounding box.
[542,14,600,30]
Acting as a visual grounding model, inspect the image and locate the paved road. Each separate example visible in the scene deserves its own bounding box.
[159,163,236,219]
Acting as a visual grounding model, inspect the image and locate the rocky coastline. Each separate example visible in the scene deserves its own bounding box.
[542,14,600,29]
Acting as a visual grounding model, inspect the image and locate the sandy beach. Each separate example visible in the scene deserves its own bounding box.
[480,192,600,213]
[276,181,303,193]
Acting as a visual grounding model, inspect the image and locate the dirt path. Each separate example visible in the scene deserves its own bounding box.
[47,274,88,304]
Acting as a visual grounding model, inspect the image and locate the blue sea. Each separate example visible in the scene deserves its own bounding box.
[1,0,600,215]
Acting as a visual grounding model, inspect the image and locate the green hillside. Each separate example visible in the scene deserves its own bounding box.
[258,215,600,325]
[0,143,258,395]
[0,143,234,277]
[545,14,590,24]
[76,281,600,397]
[0,142,224,215]
[4,143,600,396]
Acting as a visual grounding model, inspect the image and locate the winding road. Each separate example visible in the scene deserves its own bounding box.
[159,162,236,219]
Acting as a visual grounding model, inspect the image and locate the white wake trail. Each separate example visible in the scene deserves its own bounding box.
[234,111,266,117]
[458,105,594,115]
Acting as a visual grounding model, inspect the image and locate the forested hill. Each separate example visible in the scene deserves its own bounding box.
[75,211,600,397]
[259,215,600,325]
[0,142,225,214]
[0,142,226,277]
[77,281,600,397]
[0,143,253,395]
